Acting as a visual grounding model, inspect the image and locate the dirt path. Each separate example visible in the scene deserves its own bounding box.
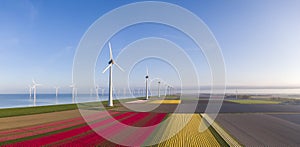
[0,110,82,130]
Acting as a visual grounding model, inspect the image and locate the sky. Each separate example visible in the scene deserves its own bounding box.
[0,0,300,93]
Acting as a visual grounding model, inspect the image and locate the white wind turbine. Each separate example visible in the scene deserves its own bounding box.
[54,86,59,104]
[95,85,100,100]
[32,79,41,105]
[70,83,76,103]
[28,85,32,100]
[145,68,149,100]
[158,81,161,98]
[102,42,124,107]
[54,87,59,97]
[101,88,105,96]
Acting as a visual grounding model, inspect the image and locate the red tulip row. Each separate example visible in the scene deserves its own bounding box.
[0,111,120,142]
[6,111,167,146]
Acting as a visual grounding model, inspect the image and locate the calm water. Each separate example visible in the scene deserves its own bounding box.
[0,93,142,109]
[1,88,300,108]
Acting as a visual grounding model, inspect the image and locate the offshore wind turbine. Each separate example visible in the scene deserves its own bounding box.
[95,85,100,100]
[145,68,149,100]
[101,88,104,96]
[102,42,124,107]
[28,85,32,100]
[70,83,76,103]
[54,87,59,97]
[32,79,41,105]
[54,86,59,104]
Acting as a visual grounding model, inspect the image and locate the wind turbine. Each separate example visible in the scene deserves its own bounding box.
[70,83,76,103]
[158,81,161,98]
[95,85,100,100]
[236,89,238,100]
[54,86,59,104]
[164,83,169,96]
[28,85,32,100]
[101,88,104,96]
[145,68,149,100]
[54,87,59,97]
[102,42,124,107]
[32,79,41,105]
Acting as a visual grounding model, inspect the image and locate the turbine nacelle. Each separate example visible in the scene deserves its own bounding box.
[108,59,114,64]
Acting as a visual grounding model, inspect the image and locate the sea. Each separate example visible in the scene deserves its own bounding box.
[0,93,141,109]
[0,88,300,109]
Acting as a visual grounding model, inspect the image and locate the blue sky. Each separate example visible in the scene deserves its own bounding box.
[0,0,300,93]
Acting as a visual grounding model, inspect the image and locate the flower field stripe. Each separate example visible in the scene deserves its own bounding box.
[119,112,167,146]
[43,112,134,147]
[73,112,151,146]
[93,112,150,136]
[42,112,140,146]
[51,112,167,146]
[46,130,102,147]
[133,113,167,145]
[8,112,134,146]
[155,114,220,147]
[0,111,118,142]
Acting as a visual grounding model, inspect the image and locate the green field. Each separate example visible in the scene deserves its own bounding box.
[0,104,78,118]
[227,99,281,104]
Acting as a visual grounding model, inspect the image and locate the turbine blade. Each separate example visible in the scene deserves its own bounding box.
[32,79,36,85]
[146,67,149,76]
[114,62,124,72]
[102,64,112,73]
[109,42,113,60]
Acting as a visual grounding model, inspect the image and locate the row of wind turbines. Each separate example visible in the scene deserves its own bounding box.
[28,42,175,107]
[102,42,175,106]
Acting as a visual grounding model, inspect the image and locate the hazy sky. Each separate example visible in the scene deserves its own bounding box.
[0,0,300,93]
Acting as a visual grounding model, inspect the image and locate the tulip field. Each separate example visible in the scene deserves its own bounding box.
[0,108,223,146]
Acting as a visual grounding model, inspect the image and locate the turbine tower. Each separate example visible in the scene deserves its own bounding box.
[95,85,100,100]
[28,85,32,100]
[145,68,149,100]
[158,81,161,98]
[102,42,123,107]
[70,83,76,103]
[55,87,59,97]
[236,89,238,100]
[32,79,41,105]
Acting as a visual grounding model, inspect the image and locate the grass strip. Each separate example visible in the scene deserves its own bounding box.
[200,114,229,147]
[227,99,281,104]
[0,104,78,118]
[0,97,142,118]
